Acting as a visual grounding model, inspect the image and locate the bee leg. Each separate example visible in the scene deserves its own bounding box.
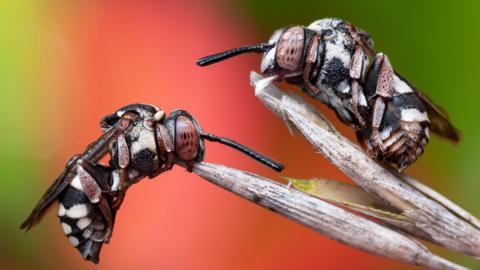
[111,134,130,211]
[117,133,129,170]
[370,53,395,153]
[373,53,394,98]
[343,22,375,56]
[303,34,322,95]
[371,97,387,152]
[151,124,176,178]
[350,46,368,128]
[76,159,114,237]
[351,81,366,128]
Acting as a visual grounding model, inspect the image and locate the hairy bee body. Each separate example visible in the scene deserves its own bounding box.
[306,18,430,169]
[198,17,459,170]
[54,104,209,262]
[57,172,114,262]
[303,18,367,124]
[22,104,283,263]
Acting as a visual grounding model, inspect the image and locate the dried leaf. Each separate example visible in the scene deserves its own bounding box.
[287,177,408,222]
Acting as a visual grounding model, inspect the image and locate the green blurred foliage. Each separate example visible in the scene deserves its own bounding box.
[235,0,480,267]
[0,0,47,267]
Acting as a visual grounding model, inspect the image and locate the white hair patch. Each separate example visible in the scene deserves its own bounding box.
[393,75,413,94]
[130,128,157,156]
[380,126,392,140]
[111,170,120,191]
[261,47,276,73]
[358,89,368,107]
[70,175,83,190]
[66,204,89,219]
[77,217,92,230]
[400,108,429,122]
[61,223,72,235]
[58,203,66,217]
[69,236,79,247]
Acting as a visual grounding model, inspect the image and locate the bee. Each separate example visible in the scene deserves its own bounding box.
[197,18,462,170]
[21,103,283,263]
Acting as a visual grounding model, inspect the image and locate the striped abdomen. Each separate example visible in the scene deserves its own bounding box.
[57,173,113,263]
[360,75,430,170]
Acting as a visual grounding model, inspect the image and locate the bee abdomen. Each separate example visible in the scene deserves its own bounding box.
[379,93,430,169]
[57,179,111,263]
[382,125,428,170]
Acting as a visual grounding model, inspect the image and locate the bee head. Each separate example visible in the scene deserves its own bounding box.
[260,26,306,77]
[164,110,205,163]
[196,26,308,80]
[100,103,165,131]
[163,110,284,172]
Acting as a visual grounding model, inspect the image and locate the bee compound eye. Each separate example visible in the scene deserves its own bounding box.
[276,26,304,71]
[175,116,200,161]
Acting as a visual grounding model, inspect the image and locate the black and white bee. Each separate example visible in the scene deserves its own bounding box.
[197,18,461,170]
[21,103,283,263]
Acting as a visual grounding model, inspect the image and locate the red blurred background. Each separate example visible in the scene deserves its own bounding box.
[4,0,478,269]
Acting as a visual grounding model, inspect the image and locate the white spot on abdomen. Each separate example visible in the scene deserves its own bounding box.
[69,236,79,246]
[61,222,72,235]
[77,217,92,230]
[58,203,66,216]
[66,204,89,218]
[400,108,429,122]
[393,75,413,94]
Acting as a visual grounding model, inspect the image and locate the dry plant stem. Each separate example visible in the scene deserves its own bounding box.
[251,71,480,257]
[398,173,480,230]
[192,162,468,270]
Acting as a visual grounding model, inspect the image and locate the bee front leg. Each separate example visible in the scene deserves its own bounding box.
[343,22,376,56]
[150,124,176,178]
[111,133,130,211]
[76,159,114,236]
[350,46,368,128]
[368,53,394,153]
[371,97,387,152]
[303,34,322,95]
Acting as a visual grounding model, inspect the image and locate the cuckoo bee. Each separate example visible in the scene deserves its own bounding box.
[197,18,461,170]
[21,103,283,263]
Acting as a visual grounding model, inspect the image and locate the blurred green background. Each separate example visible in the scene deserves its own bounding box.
[0,0,478,269]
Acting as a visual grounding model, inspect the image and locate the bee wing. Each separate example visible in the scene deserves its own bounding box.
[395,72,462,142]
[20,119,131,231]
[20,162,78,231]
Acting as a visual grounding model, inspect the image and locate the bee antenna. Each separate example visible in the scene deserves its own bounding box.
[200,133,284,172]
[196,43,273,67]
